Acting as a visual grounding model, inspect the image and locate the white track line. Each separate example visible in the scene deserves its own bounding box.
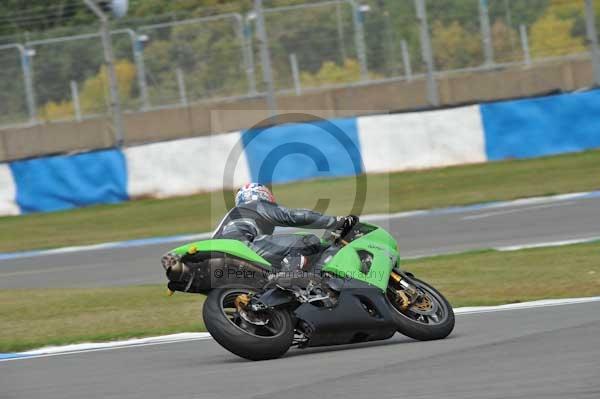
[496,236,600,251]
[454,296,600,314]
[1,190,598,261]
[1,296,599,363]
[0,233,212,261]
[0,333,212,362]
[363,191,597,222]
[461,201,576,221]
[399,236,600,260]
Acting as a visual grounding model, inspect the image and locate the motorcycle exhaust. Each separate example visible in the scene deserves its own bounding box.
[162,251,272,294]
[161,252,190,281]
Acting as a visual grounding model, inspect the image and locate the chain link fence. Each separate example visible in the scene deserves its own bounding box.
[29,29,140,121]
[260,1,358,91]
[138,14,252,108]
[0,0,598,129]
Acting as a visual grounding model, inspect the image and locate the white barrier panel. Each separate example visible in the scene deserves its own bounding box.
[0,164,19,216]
[357,105,486,174]
[125,132,251,198]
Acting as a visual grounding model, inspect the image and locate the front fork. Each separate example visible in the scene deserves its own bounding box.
[389,269,421,310]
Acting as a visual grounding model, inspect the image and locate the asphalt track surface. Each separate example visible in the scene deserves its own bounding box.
[2,302,599,399]
[1,194,600,289]
[2,195,600,398]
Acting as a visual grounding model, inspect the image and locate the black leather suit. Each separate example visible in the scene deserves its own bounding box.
[212,200,337,269]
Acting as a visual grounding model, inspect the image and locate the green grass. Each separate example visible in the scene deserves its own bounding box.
[0,285,206,353]
[1,149,599,253]
[2,241,599,353]
[406,242,600,307]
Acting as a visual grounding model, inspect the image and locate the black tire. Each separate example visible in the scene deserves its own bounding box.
[203,288,294,361]
[387,277,455,341]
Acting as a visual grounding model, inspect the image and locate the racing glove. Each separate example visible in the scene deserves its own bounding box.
[336,215,359,232]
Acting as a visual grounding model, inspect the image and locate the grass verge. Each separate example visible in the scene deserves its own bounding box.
[0,150,599,253]
[2,241,599,353]
[0,285,205,353]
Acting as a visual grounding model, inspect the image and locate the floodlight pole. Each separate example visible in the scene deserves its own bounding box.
[478,0,494,66]
[0,44,37,122]
[83,0,125,146]
[584,0,600,86]
[254,0,277,117]
[415,0,439,107]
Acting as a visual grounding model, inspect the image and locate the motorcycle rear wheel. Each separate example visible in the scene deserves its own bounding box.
[203,288,294,361]
[386,277,455,341]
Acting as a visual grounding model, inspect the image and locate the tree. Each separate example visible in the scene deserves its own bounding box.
[0,1,89,37]
[530,1,586,58]
[139,16,247,104]
[432,20,482,70]
[0,0,253,37]
[264,2,351,89]
[488,0,550,28]
[491,20,519,62]
[300,59,362,87]
[40,59,136,120]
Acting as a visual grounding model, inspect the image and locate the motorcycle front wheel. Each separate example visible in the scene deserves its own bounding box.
[386,276,455,341]
[203,288,294,361]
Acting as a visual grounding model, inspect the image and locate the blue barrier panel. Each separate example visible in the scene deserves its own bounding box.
[10,149,128,213]
[481,89,600,160]
[242,117,363,184]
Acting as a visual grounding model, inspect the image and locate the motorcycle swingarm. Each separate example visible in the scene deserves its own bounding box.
[254,288,296,308]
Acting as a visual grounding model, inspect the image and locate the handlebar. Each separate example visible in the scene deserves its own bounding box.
[328,218,359,246]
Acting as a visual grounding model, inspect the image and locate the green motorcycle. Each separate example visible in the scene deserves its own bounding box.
[161,220,455,361]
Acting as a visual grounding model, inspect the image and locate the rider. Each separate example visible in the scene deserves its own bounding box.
[213,183,358,271]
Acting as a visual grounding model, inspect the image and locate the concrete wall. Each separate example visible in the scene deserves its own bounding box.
[0,118,114,161]
[0,57,593,162]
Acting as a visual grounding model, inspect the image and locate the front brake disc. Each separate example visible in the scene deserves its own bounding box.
[409,294,438,316]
